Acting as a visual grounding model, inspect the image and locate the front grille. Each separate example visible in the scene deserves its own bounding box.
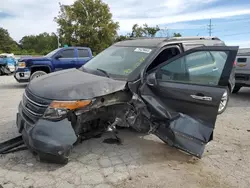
[25,89,50,105]
[235,74,249,81]
[21,88,51,118]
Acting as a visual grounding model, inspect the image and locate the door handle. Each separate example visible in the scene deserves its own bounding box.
[190,95,212,101]
[212,67,218,71]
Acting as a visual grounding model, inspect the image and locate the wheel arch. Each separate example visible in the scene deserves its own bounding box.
[30,65,51,74]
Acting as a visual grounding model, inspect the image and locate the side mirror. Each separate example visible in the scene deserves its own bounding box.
[146,72,157,86]
[55,54,62,59]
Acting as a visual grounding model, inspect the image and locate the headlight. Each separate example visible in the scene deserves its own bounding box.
[43,100,92,120]
[18,62,26,68]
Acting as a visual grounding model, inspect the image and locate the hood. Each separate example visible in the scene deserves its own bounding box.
[28,69,127,100]
[19,56,49,62]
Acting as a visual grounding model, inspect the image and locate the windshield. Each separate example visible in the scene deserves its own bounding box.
[83,46,154,77]
[45,48,61,57]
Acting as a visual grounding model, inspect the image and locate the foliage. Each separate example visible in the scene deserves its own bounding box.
[173,32,182,37]
[55,0,119,54]
[130,24,160,37]
[19,32,58,55]
[0,27,19,53]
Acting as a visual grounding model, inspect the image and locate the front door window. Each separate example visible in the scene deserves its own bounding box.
[158,51,228,86]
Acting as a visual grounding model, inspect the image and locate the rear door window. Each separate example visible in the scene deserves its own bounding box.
[78,49,89,58]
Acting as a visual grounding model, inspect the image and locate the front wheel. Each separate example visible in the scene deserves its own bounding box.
[30,71,47,81]
[218,87,229,115]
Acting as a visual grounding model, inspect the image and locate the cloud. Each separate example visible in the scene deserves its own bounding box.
[0,12,13,18]
[1,0,250,42]
[0,0,75,41]
[113,7,250,32]
[226,40,250,48]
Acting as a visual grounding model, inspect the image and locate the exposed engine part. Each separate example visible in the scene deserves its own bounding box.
[72,92,155,137]
[106,117,122,144]
[107,117,122,132]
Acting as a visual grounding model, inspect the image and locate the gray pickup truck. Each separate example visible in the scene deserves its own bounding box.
[233,48,250,93]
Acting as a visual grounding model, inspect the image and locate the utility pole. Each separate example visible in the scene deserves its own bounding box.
[56,35,60,48]
[52,32,60,48]
[208,19,213,36]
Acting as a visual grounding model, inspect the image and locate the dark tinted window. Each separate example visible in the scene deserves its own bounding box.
[61,49,75,58]
[78,49,89,57]
[186,51,214,67]
[237,58,247,63]
[158,51,228,86]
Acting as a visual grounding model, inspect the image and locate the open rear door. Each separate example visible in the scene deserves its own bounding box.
[140,46,238,158]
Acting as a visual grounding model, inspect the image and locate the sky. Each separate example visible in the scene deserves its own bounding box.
[0,0,250,47]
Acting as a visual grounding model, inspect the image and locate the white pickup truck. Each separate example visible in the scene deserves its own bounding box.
[233,48,250,93]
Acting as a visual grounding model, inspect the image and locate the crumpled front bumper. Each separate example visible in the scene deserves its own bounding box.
[17,102,77,163]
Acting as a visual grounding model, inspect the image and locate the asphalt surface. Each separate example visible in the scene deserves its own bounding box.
[0,75,250,188]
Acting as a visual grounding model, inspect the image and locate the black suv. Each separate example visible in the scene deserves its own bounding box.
[16,37,238,163]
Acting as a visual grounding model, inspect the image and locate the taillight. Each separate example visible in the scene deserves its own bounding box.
[233,61,236,66]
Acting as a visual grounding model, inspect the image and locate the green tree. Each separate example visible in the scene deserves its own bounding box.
[114,34,131,42]
[143,24,160,37]
[173,32,182,37]
[55,0,119,54]
[0,27,19,53]
[130,24,145,37]
[130,24,160,37]
[19,32,58,55]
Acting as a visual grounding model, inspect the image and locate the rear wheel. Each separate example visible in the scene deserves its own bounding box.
[232,86,242,94]
[218,87,229,115]
[30,71,47,81]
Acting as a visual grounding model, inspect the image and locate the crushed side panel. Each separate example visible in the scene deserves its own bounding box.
[139,83,213,157]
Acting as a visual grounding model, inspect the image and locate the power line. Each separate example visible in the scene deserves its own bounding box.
[214,24,250,34]
[221,32,250,37]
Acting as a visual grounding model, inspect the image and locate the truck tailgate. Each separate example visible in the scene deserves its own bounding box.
[235,48,250,75]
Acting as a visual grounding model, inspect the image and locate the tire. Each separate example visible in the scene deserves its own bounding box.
[218,87,229,115]
[30,71,47,81]
[232,86,242,94]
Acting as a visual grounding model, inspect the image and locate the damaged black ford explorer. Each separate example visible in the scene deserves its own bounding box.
[16,37,238,164]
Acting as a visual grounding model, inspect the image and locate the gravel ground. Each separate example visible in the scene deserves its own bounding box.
[0,75,250,188]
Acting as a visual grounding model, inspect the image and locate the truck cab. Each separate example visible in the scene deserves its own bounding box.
[14,47,93,82]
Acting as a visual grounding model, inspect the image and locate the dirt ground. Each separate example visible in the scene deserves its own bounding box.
[0,75,250,188]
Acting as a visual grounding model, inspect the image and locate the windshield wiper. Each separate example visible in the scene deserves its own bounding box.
[96,68,110,78]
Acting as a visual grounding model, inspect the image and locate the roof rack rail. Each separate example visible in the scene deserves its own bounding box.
[169,36,221,41]
[129,37,157,40]
[129,36,221,40]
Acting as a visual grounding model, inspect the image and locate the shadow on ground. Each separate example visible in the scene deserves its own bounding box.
[0,83,28,89]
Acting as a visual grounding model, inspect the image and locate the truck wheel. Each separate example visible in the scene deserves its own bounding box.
[232,86,242,94]
[218,87,229,115]
[30,71,47,81]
